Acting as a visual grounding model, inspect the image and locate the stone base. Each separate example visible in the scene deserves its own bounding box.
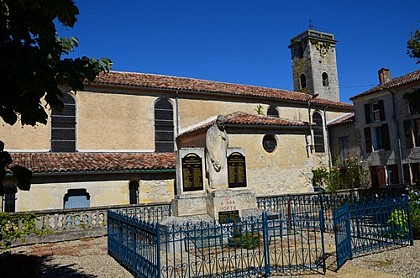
[206,188,257,220]
[171,194,207,217]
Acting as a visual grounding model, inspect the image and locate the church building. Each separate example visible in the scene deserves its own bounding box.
[1,29,352,212]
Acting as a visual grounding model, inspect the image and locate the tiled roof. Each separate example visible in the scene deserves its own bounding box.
[10,152,175,175]
[327,113,354,127]
[351,70,420,100]
[92,71,353,111]
[178,111,308,137]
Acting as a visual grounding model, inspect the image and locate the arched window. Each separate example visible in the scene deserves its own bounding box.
[300,74,307,89]
[63,189,90,209]
[154,99,174,152]
[129,180,139,204]
[313,112,325,153]
[51,93,76,152]
[267,106,279,118]
[322,72,329,87]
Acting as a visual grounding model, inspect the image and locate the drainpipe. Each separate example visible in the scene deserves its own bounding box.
[390,90,404,184]
[323,106,332,174]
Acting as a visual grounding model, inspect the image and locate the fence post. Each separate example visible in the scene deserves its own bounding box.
[262,211,270,277]
[156,222,161,278]
[319,199,326,274]
[405,196,414,246]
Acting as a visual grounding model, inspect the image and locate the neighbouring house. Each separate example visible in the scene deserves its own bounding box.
[350,69,420,188]
[0,29,353,212]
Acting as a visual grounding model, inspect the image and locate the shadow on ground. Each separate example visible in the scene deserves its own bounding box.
[0,252,96,278]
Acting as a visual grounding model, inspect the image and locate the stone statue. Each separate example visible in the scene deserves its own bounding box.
[206,115,229,190]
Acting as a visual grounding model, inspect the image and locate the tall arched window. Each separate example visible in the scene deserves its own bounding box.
[51,93,76,152]
[322,72,329,87]
[300,74,307,89]
[154,99,174,152]
[313,112,325,153]
[267,106,279,118]
[129,180,139,204]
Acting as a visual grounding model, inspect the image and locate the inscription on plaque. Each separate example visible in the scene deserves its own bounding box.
[228,152,247,188]
[219,210,240,224]
[182,153,203,191]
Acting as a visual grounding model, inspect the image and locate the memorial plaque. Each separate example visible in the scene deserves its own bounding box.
[218,210,240,224]
[182,153,203,191]
[228,152,247,188]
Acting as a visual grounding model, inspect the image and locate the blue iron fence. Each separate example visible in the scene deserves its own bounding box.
[108,208,326,277]
[108,192,414,277]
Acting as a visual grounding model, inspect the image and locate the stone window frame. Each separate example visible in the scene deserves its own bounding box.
[299,74,307,89]
[262,134,277,153]
[312,111,325,153]
[154,98,174,152]
[322,72,329,87]
[51,93,77,152]
[267,106,279,118]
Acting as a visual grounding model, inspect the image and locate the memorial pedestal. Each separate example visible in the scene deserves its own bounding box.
[172,193,207,217]
[206,188,257,220]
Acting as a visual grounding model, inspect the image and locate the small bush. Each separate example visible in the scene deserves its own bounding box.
[228,232,261,249]
[408,182,420,239]
[387,209,409,238]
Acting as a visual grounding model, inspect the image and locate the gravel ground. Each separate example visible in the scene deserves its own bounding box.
[4,237,419,277]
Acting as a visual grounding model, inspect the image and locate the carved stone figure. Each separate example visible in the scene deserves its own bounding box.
[206,115,229,190]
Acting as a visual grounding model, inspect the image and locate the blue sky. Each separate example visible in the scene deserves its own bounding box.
[58,0,419,103]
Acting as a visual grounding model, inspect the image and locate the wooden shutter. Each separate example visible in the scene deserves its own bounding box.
[404,120,414,148]
[377,167,386,188]
[364,127,372,153]
[381,124,390,150]
[378,100,385,121]
[364,104,371,124]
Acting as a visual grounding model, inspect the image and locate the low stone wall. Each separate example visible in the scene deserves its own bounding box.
[7,203,171,247]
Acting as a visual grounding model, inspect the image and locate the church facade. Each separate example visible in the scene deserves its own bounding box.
[1,29,353,212]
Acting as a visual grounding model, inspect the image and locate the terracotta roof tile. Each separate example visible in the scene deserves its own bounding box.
[327,113,354,126]
[351,70,420,100]
[10,152,175,175]
[92,71,353,111]
[178,111,308,137]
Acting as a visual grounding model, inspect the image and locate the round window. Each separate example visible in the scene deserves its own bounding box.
[262,135,277,153]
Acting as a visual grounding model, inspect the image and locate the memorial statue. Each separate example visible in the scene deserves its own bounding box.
[206,115,229,190]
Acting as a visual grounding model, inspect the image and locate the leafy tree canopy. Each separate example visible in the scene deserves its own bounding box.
[407,29,420,64]
[0,0,112,126]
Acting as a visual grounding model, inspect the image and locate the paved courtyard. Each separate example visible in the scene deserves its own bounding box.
[3,237,419,277]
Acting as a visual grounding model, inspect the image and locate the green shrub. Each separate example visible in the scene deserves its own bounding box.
[387,209,409,238]
[228,231,261,249]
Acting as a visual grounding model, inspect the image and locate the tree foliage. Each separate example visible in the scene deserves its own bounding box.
[407,29,420,64]
[0,0,112,126]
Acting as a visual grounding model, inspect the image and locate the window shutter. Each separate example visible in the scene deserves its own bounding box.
[381,124,390,150]
[378,100,385,120]
[404,120,414,148]
[364,104,371,124]
[364,127,372,153]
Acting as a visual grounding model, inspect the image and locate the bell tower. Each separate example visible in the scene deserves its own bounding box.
[289,29,340,102]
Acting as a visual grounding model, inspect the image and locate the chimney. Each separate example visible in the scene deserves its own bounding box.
[378,68,391,85]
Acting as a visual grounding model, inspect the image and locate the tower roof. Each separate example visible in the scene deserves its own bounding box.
[289,29,337,47]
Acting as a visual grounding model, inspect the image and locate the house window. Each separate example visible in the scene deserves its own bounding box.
[63,189,90,209]
[313,112,325,153]
[154,99,174,152]
[412,163,420,184]
[338,136,349,162]
[409,99,420,115]
[386,164,399,185]
[403,118,420,148]
[299,74,307,89]
[364,100,385,124]
[262,134,277,153]
[370,166,386,188]
[322,72,329,86]
[129,180,139,204]
[267,106,279,118]
[3,184,17,212]
[364,124,390,152]
[51,93,76,152]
